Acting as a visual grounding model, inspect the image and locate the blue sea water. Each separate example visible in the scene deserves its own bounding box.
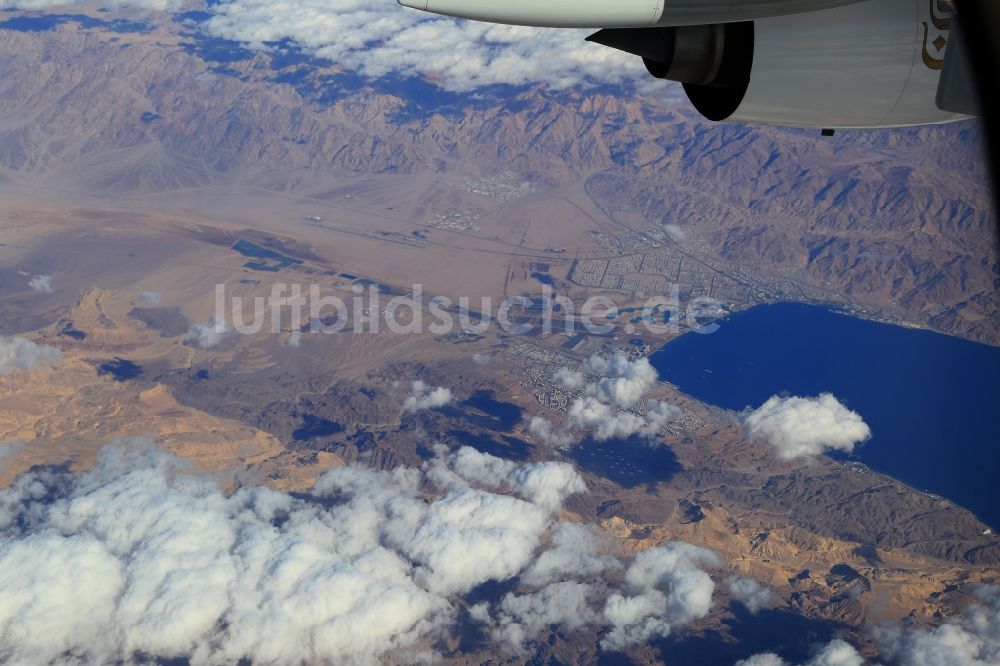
[651,302,1000,528]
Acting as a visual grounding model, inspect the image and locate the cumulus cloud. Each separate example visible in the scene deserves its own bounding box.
[485,539,718,653]
[532,353,682,446]
[725,576,775,614]
[875,585,1000,666]
[0,336,62,376]
[518,522,621,587]
[0,0,181,10]
[737,656,789,666]
[742,394,871,461]
[3,0,648,91]
[527,415,574,448]
[736,640,864,666]
[472,352,492,366]
[742,585,1000,666]
[583,353,659,410]
[138,291,162,305]
[568,396,682,442]
[554,366,585,390]
[28,274,53,294]
[201,0,642,92]
[402,380,454,413]
[492,581,598,650]
[663,224,689,243]
[0,438,722,663]
[0,439,567,663]
[430,446,587,513]
[600,542,719,651]
[183,315,230,349]
[569,397,652,441]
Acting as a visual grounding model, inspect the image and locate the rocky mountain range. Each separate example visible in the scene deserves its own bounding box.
[1,8,999,663]
[0,9,996,344]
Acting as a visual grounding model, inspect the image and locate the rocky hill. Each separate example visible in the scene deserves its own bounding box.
[0,9,996,343]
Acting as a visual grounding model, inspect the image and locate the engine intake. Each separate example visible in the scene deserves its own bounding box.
[586,0,972,128]
[587,23,754,121]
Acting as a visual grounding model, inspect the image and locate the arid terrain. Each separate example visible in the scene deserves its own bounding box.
[1,200,996,664]
[0,5,997,666]
[0,8,996,343]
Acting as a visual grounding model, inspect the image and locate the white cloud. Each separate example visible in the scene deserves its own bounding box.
[28,275,53,294]
[742,394,871,461]
[493,581,598,651]
[0,438,722,662]
[527,416,573,448]
[429,445,587,512]
[663,224,689,243]
[600,542,719,651]
[737,656,788,666]
[507,461,588,513]
[725,576,774,614]
[875,585,1000,666]
[0,0,181,10]
[472,352,492,366]
[0,440,566,663]
[645,400,685,430]
[568,396,649,441]
[488,540,719,653]
[201,0,642,92]
[138,291,162,305]
[379,484,551,596]
[403,380,453,413]
[743,586,1000,666]
[554,366,585,390]
[533,353,682,446]
[468,602,491,624]
[736,640,864,666]
[567,396,681,442]
[0,532,124,663]
[0,337,62,375]
[584,353,659,410]
[519,522,620,587]
[0,0,646,91]
[183,315,230,349]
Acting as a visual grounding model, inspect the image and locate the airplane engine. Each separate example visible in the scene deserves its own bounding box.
[590,0,970,128]
[398,0,872,28]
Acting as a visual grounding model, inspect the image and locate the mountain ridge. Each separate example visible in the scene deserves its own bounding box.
[0,9,996,345]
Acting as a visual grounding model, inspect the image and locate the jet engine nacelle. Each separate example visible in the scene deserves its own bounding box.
[397,0,872,28]
[591,0,971,128]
